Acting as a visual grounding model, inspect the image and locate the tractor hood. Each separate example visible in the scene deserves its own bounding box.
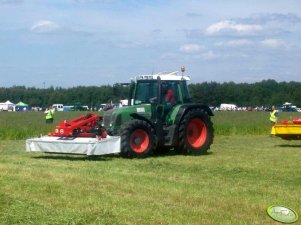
[102,104,152,135]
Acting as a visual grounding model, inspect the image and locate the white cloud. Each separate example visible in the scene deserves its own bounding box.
[201,51,218,60]
[215,39,254,47]
[260,39,284,48]
[179,44,204,54]
[30,20,59,33]
[206,20,263,35]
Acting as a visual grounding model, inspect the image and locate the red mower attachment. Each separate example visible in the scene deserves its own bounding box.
[48,113,107,138]
[281,118,301,125]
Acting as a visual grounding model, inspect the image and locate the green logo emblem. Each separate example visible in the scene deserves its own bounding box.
[267,205,298,223]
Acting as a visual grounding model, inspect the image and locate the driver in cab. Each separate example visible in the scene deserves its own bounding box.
[162,82,175,107]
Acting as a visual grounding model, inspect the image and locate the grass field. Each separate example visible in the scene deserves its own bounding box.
[0,111,299,139]
[0,111,301,224]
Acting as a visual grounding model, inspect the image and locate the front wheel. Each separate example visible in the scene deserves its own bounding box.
[177,108,214,155]
[120,119,155,158]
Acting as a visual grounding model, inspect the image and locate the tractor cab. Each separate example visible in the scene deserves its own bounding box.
[129,72,191,122]
[131,72,191,105]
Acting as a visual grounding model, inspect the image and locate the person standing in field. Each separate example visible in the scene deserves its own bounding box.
[45,106,55,123]
[270,105,278,126]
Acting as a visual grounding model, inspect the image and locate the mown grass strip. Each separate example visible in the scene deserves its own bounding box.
[0,135,300,225]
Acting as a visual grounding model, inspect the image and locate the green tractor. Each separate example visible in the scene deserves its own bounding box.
[102,70,214,158]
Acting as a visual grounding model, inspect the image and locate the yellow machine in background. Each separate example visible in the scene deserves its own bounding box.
[271,118,301,140]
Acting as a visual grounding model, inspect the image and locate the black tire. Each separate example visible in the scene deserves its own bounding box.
[120,119,156,158]
[177,108,214,155]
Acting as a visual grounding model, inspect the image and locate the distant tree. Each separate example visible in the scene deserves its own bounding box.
[0,80,301,108]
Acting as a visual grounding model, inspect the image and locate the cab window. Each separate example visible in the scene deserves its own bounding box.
[134,81,158,105]
[179,81,190,103]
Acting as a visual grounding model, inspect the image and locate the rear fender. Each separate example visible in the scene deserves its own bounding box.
[170,104,213,146]
[175,104,213,125]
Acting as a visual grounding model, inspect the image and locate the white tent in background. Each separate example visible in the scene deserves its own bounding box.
[0,100,15,111]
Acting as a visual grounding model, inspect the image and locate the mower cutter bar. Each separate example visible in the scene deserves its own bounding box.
[26,135,121,156]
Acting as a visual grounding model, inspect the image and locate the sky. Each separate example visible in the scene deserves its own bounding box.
[0,0,300,88]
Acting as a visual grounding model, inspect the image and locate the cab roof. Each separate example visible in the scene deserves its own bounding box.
[134,71,190,82]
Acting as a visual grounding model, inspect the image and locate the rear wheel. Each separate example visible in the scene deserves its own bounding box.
[120,119,155,158]
[177,108,214,155]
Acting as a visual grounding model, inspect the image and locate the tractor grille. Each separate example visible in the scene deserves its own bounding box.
[103,114,111,127]
[102,109,115,127]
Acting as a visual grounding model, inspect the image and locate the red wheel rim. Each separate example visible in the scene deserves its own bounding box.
[186,118,207,148]
[130,129,150,153]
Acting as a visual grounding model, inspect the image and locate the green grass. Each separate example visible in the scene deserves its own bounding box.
[0,111,301,224]
[213,111,300,135]
[0,111,299,139]
[0,112,87,140]
[1,136,301,224]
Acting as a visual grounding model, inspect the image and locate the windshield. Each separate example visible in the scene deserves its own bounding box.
[134,81,158,105]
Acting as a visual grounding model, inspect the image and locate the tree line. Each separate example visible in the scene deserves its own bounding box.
[189,79,301,107]
[0,79,300,108]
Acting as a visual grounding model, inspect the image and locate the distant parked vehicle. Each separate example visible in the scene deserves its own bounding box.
[281,102,299,112]
[63,106,74,112]
[220,103,237,111]
[72,102,89,111]
[52,104,64,111]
